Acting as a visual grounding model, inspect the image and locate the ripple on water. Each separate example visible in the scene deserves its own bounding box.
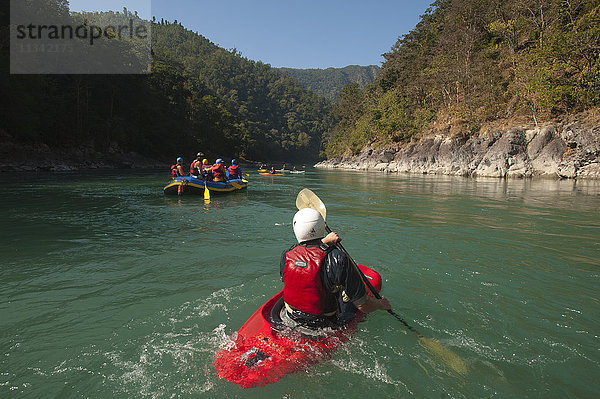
[2,171,600,398]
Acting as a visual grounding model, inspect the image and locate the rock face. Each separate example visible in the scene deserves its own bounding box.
[0,131,167,172]
[316,118,600,179]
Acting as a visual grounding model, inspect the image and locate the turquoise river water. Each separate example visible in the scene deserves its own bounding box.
[1,169,599,398]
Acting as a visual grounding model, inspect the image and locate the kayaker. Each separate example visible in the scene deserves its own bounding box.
[280,208,391,328]
[190,152,204,177]
[228,159,242,179]
[269,166,276,174]
[211,158,227,182]
[171,157,187,177]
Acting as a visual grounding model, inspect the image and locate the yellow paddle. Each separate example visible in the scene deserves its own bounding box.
[230,181,243,189]
[295,188,468,376]
[229,173,249,189]
[204,180,211,202]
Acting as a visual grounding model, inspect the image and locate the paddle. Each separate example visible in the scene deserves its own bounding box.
[229,173,248,189]
[230,180,243,189]
[295,188,467,375]
[204,179,211,201]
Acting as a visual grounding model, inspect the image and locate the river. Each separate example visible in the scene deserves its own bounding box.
[1,169,599,398]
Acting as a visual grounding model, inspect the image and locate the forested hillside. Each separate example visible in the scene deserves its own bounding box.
[325,0,600,158]
[0,1,333,167]
[278,65,379,101]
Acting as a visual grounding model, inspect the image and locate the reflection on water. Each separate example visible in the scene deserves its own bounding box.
[318,170,599,204]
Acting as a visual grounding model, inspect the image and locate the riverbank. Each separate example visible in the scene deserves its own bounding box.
[0,129,168,172]
[316,111,600,179]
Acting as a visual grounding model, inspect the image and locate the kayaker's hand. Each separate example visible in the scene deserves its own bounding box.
[322,232,341,245]
[356,295,391,313]
[378,298,392,311]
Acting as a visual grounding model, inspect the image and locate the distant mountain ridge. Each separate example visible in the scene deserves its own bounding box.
[278,65,379,101]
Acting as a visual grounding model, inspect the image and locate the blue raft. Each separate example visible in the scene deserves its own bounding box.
[163,176,248,195]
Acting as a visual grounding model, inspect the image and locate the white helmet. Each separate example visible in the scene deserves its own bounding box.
[293,208,325,243]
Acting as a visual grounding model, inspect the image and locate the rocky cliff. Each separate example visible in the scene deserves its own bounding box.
[316,113,600,179]
[0,129,166,172]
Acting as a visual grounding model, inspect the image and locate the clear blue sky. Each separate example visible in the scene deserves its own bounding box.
[68,0,434,69]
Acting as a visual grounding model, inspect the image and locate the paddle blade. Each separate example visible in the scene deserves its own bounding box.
[230,181,242,189]
[204,182,211,201]
[295,188,327,221]
[418,337,468,376]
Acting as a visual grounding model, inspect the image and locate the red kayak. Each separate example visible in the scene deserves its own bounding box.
[214,264,382,388]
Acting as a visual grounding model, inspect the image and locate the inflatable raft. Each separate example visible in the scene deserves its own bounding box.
[215,264,382,388]
[163,176,248,195]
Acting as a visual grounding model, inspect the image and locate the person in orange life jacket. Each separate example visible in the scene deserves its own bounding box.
[211,158,227,182]
[280,208,391,328]
[190,152,204,177]
[201,159,212,180]
[228,159,242,179]
[171,157,187,178]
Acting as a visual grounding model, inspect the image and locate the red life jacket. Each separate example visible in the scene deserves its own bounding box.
[212,164,224,179]
[282,245,332,315]
[171,164,185,177]
[190,161,197,175]
[228,164,240,178]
